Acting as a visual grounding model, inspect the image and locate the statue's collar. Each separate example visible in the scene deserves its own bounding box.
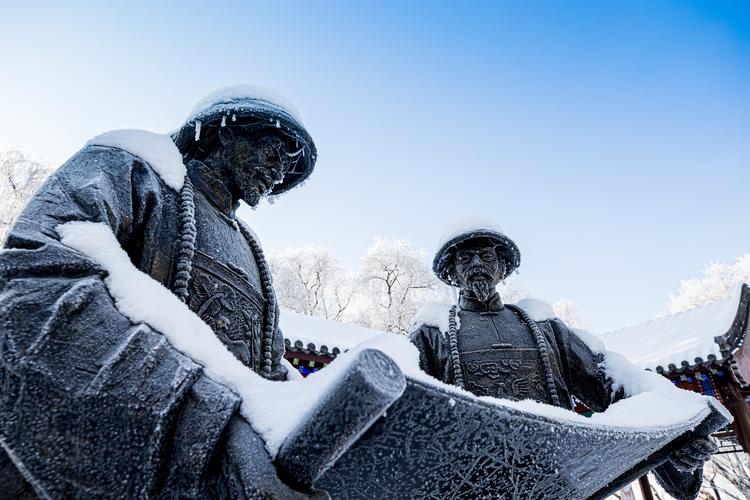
[187,159,238,217]
[458,291,504,313]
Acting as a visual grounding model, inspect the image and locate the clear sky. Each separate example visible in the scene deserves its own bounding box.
[1,0,749,332]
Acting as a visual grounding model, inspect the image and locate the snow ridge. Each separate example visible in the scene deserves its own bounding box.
[87,129,186,191]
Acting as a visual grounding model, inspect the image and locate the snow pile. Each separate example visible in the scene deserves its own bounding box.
[280,309,382,351]
[87,130,186,191]
[599,285,745,371]
[516,298,556,322]
[56,221,371,457]
[409,302,458,335]
[186,84,304,125]
[435,217,509,254]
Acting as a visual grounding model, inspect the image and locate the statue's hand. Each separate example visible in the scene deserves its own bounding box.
[668,437,717,473]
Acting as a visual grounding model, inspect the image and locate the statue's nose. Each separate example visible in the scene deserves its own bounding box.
[470,254,484,266]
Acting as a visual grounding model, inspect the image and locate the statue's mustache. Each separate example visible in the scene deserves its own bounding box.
[466,267,491,280]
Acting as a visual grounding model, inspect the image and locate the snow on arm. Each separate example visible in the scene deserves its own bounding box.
[56,221,370,457]
[87,129,186,191]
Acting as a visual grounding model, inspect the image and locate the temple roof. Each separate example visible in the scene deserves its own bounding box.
[599,284,750,375]
[280,309,383,357]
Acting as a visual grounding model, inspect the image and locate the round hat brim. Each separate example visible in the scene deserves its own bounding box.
[432,228,521,286]
[171,98,317,196]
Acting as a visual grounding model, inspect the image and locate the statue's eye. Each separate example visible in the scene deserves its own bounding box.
[458,255,471,263]
[482,254,494,261]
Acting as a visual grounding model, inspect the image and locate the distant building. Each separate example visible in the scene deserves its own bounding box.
[600,283,750,455]
[279,310,381,376]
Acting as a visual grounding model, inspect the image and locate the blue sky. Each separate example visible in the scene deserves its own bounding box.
[1,1,749,331]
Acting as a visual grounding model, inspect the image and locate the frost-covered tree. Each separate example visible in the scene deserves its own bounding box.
[269,245,355,321]
[553,297,591,330]
[356,238,449,335]
[668,255,750,314]
[499,280,530,305]
[0,150,52,243]
[699,452,750,499]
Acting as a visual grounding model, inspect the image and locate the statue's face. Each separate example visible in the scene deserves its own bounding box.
[219,134,291,207]
[454,244,504,302]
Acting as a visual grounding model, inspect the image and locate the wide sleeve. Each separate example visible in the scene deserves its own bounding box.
[409,324,454,385]
[549,320,704,498]
[0,147,242,498]
[548,319,622,412]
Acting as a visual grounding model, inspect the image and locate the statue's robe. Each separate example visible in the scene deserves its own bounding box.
[410,292,704,499]
[0,144,301,499]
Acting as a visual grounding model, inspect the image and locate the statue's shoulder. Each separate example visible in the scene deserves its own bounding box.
[513,298,557,323]
[73,129,186,191]
[409,301,456,337]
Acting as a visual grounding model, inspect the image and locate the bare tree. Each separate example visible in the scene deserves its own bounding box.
[356,238,450,334]
[698,452,750,499]
[269,245,356,321]
[0,150,53,243]
[553,297,591,330]
[668,255,750,314]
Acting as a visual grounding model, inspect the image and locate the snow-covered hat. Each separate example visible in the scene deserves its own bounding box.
[432,219,521,286]
[172,85,317,195]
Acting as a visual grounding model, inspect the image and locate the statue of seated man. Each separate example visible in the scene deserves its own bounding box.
[410,223,717,499]
[0,86,318,498]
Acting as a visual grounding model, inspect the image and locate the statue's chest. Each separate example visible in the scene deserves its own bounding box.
[186,194,265,370]
[456,310,549,403]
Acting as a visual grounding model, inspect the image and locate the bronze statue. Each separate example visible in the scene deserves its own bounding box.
[0,87,319,498]
[410,224,717,499]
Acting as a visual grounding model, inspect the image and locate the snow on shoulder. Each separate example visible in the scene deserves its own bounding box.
[186,84,305,125]
[515,298,556,322]
[409,302,458,335]
[87,129,186,191]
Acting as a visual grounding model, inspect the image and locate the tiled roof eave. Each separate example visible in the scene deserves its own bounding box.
[284,337,341,358]
[654,284,750,376]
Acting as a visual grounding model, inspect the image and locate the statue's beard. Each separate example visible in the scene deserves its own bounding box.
[237,173,272,207]
[241,183,263,207]
[470,280,493,303]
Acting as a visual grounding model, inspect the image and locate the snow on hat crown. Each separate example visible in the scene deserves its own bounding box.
[172,84,317,195]
[432,218,521,286]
